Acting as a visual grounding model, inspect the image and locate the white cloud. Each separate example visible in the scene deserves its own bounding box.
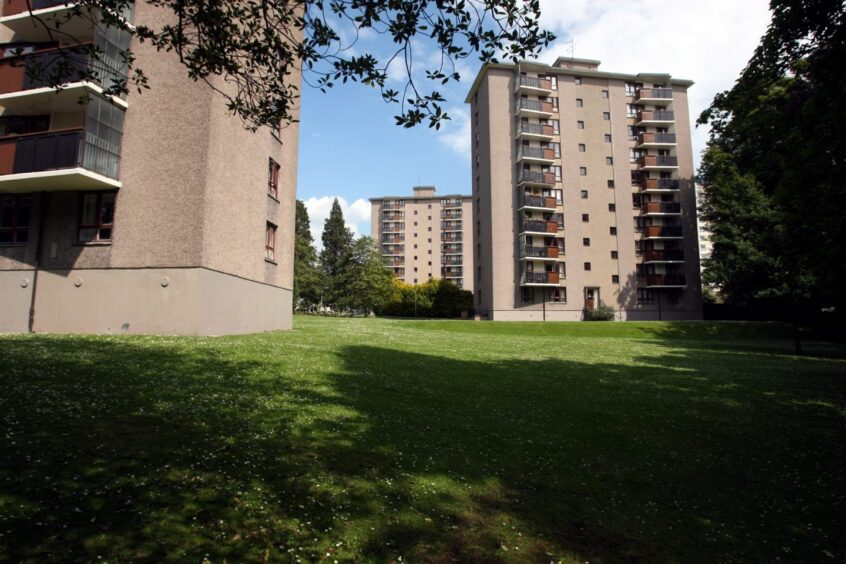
[436,107,472,159]
[537,0,772,167]
[303,196,372,249]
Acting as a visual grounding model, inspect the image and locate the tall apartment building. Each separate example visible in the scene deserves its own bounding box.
[0,1,299,334]
[370,186,474,292]
[467,57,702,320]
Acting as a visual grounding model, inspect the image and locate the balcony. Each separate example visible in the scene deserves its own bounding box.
[441,233,462,242]
[517,98,555,117]
[645,274,686,287]
[517,75,553,94]
[382,245,404,254]
[521,219,558,235]
[518,122,555,140]
[442,199,462,208]
[382,202,404,210]
[0,2,99,44]
[382,212,404,220]
[635,88,673,105]
[385,258,405,267]
[520,246,560,261]
[0,128,121,192]
[643,250,685,263]
[441,221,462,232]
[382,222,404,233]
[641,178,680,192]
[2,0,71,17]
[442,256,462,265]
[441,210,462,220]
[635,110,675,125]
[638,155,679,170]
[518,145,556,163]
[518,170,556,187]
[442,245,463,255]
[442,269,463,278]
[636,132,677,148]
[520,194,557,211]
[644,225,683,238]
[642,202,682,215]
[522,271,560,286]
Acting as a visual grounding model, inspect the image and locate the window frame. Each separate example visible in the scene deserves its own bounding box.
[265,221,277,262]
[77,191,116,243]
[0,194,32,245]
[268,158,281,199]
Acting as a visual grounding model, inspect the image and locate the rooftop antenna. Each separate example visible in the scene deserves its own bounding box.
[568,39,576,62]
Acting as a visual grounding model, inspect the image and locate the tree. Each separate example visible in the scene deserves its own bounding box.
[377,278,471,318]
[294,200,321,310]
[698,0,846,351]
[17,0,554,130]
[319,199,354,308]
[337,237,396,315]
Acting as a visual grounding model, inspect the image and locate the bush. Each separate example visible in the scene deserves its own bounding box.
[376,279,473,318]
[584,301,615,321]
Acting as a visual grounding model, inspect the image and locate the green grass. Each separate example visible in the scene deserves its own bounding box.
[1,317,844,562]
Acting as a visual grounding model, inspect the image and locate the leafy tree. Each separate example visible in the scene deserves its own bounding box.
[337,237,396,315]
[377,278,472,318]
[294,200,321,310]
[319,199,354,308]
[698,0,846,351]
[18,0,554,129]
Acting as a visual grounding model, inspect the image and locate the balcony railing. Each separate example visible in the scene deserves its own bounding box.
[441,221,462,231]
[441,233,462,242]
[646,274,686,286]
[521,194,557,209]
[523,271,560,284]
[639,155,679,167]
[519,122,555,137]
[2,0,69,16]
[0,128,120,180]
[636,88,673,100]
[382,235,405,242]
[636,110,675,123]
[521,246,559,259]
[521,220,558,234]
[519,146,556,160]
[519,98,554,113]
[645,225,683,237]
[382,245,405,253]
[442,199,462,208]
[519,170,556,185]
[637,132,677,145]
[442,257,462,265]
[382,212,404,220]
[643,178,680,190]
[382,202,404,210]
[385,258,405,266]
[442,269,463,277]
[442,245,463,254]
[642,202,682,214]
[441,210,462,219]
[519,76,553,90]
[644,250,685,262]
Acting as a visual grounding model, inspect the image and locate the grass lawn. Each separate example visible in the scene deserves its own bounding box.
[1,317,844,562]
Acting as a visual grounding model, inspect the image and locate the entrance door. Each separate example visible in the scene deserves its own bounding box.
[585,287,599,310]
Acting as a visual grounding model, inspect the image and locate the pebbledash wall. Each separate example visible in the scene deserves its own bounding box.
[0,1,300,334]
[468,58,703,321]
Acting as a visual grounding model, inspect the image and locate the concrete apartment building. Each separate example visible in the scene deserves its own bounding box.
[467,57,702,320]
[0,1,299,334]
[370,186,474,291]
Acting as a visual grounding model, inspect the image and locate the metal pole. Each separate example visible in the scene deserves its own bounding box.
[28,192,48,333]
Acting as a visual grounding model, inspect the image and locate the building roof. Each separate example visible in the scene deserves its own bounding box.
[463,59,694,103]
[369,194,471,202]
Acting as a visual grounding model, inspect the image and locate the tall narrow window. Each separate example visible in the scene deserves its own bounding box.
[78,192,115,242]
[268,158,281,198]
[265,222,277,261]
[0,195,31,244]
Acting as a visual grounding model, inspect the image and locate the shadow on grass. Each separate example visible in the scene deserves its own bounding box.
[0,336,843,562]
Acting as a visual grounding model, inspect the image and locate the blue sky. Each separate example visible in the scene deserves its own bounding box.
[296,0,772,243]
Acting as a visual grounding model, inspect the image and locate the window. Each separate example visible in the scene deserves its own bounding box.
[601,90,609,98]
[610,226,617,235]
[584,262,591,271]
[604,134,612,143]
[611,251,618,259]
[576,98,583,107]
[553,165,562,181]
[602,112,611,121]
[577,120,585,129]
[265,222,277,261]
[608,203,616,212]
[78,192,116,242]
[637,289,655,305]
[627,125,637,139]
[625,82,636,96]
[551,119,560,134]
[606,156,613,165]
[521,287,534,303]
[574,77,582,85]
[580,190,588,199]
[578,143,586,152]
[551,142,561,157]
[583,237,590,246]
[607,179,615,188]
[268,158,280,198]
[550,287,566,303]
[612,275,620,284]
[582,213,589,222]
[626,104,639,118]
[0,195,31,245]
[579,167,587,176]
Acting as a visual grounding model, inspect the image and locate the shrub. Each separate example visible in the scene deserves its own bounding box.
[585,301,615,321]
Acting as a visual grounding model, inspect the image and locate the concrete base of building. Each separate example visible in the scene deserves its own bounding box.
[0,267,292,335]
[483,308,703,321]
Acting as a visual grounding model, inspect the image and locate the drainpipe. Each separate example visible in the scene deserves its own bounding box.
[28,191,48,333]
[542,288,547,322]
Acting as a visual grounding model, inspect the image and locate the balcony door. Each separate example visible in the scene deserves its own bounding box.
[585,287,599,311]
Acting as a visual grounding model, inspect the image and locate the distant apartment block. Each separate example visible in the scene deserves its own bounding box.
[467,57,702,320]
[370,186,474,291]
[0,1,300,334]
